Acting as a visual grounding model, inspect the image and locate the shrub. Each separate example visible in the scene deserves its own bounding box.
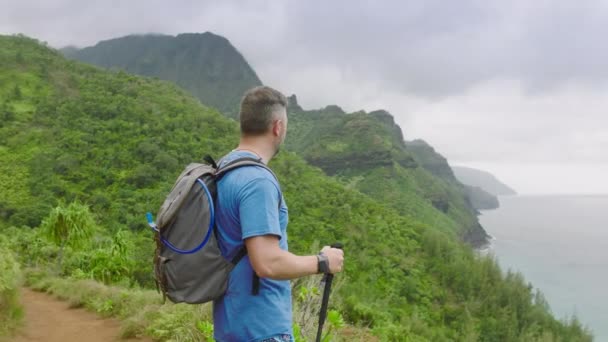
[0,238,23,336]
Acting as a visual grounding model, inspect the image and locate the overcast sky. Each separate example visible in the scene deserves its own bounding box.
[2,0,608,194]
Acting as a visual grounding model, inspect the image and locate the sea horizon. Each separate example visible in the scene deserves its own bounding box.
[496,193,608,198]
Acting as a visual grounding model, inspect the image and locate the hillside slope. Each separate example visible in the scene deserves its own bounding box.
[0,35,591,341]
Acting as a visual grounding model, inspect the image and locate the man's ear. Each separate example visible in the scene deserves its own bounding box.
[272,120,282,137]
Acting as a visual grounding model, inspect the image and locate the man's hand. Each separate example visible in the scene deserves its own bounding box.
[321,246,344,274]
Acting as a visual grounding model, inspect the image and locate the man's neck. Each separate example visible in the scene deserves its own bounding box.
[236,137,275,165]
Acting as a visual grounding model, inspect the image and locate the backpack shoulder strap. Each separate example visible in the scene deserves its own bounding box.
[215,157,279,183]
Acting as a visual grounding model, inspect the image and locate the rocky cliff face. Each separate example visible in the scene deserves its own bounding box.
[308,149,417,175]
[405,140,458,181]
[462,222,491,248]
[405,140,491,247]
[465,185,500,210]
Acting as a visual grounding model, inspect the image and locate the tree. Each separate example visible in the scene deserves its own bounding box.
[41,202,95,272]
[1,101,14,123]
[13,85,22,100]
[15,51,24,64]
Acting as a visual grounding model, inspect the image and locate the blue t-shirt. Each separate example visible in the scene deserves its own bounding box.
[213,151,292,342]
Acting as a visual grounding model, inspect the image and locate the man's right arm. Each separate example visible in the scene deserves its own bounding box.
[237,176,344,280]
[245,235,344,280]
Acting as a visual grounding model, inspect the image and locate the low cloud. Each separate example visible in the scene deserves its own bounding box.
[2,0,608,193]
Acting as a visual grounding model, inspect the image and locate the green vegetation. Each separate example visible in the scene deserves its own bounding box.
[0,35,593,341]
[285,103,488,247]
[41,201,96,271]
[0,237,22,337]
[62,32,262,117]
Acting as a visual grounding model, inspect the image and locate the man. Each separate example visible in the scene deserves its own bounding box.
[213,86,344,342]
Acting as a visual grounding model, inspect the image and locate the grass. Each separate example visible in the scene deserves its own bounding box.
[0,244,23,338]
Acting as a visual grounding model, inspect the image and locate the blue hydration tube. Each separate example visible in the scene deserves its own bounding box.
[146,179,215,254]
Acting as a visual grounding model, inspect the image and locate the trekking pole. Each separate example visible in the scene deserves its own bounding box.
[316,242,343,342]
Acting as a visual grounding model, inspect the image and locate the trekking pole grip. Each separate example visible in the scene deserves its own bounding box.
[328,242,343,276]
[316,242,343,342]
[323,243,343,280]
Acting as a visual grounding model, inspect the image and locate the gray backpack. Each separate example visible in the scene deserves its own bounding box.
[147,155,277,304]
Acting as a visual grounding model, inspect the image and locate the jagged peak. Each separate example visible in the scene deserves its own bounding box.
[369,109,396,125]
[287,94,303,111]
[89,31,233,49]
[408,139,432,147]
[178,31,222,38]
[323,104,345,114]
[175,31,231,44]
[369,109,392,116]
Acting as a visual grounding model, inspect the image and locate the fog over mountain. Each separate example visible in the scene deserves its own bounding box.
[3,0,608,194]
[452,166,516,197]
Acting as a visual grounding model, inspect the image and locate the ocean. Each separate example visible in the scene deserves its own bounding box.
[479,195,608,341]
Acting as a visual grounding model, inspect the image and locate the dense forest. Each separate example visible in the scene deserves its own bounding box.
[0,35,592,341]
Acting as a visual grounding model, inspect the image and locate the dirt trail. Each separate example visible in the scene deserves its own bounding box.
[11,288,153,342]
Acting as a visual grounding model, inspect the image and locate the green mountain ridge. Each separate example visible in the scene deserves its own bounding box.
[62,32,262,116]
[285,97,489,247]
[1,35,592,341]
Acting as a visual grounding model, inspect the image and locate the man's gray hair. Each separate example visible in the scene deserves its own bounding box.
[239,86,288,136]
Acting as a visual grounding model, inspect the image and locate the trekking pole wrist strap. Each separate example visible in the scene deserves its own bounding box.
[317,252,330,274]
